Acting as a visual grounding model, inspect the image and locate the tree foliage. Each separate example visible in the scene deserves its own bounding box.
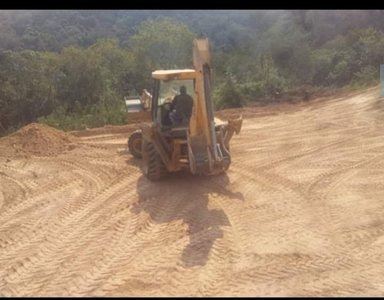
[128,19,196,91]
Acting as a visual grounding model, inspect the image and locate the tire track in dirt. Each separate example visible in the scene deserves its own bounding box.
[222,89,384,296]
[0,176,137,296]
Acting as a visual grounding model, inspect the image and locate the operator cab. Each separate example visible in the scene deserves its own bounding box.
[151,70,196,138]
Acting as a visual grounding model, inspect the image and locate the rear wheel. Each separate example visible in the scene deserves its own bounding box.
[142,140,167,181]
[128,130,142,158]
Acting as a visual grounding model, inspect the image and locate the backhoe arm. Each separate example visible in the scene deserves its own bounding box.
[188,38,242,174]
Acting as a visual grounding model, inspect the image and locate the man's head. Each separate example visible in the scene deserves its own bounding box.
[180,86,187,94]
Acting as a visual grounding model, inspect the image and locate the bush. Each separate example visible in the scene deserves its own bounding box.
[38,100,127,132]
[239,81,266,101]
[351,65,379,87]
[213,80,245,110]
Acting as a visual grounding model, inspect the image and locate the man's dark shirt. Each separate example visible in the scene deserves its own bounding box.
[170,93,193,120]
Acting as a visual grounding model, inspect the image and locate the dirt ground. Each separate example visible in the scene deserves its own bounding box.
[1,86,384,297]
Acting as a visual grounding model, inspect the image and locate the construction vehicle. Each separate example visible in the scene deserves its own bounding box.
[126,38,242,181]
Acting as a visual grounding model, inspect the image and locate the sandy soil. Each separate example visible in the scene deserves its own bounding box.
[1,86,384,296]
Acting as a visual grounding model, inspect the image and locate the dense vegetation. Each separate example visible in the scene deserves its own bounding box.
[1,10,384,135]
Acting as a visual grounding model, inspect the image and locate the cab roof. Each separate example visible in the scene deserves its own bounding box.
[152,69,196,81]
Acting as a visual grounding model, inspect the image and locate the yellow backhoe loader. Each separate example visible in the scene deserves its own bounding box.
[125,38,242,181]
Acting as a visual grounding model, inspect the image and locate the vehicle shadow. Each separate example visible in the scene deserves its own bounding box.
[125,156,141,168]
[130,171,243,268]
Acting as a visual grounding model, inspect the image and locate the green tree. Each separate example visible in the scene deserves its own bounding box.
[56,45,104,113]
[260,13,312,82]
[128,19,196,91]
[90,38,134,97]
[0,49,60,134]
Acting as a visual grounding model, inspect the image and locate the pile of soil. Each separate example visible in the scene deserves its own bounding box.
[70,124,141,137]
[0,123,78,158]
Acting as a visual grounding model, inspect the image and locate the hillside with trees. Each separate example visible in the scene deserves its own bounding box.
[1,10,384,135]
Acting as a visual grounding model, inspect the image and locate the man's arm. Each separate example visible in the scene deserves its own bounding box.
[170,96,178,111]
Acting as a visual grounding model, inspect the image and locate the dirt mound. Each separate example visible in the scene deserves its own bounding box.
[0,123,77,157]
[70,124,141,137]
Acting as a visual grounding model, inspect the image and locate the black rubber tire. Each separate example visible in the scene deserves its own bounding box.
[128,130,142,158]
[142,140,167,181]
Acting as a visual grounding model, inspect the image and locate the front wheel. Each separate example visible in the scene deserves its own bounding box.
[128,130,142,158]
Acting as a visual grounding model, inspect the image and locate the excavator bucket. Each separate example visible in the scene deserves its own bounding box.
[125,90,152,124]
